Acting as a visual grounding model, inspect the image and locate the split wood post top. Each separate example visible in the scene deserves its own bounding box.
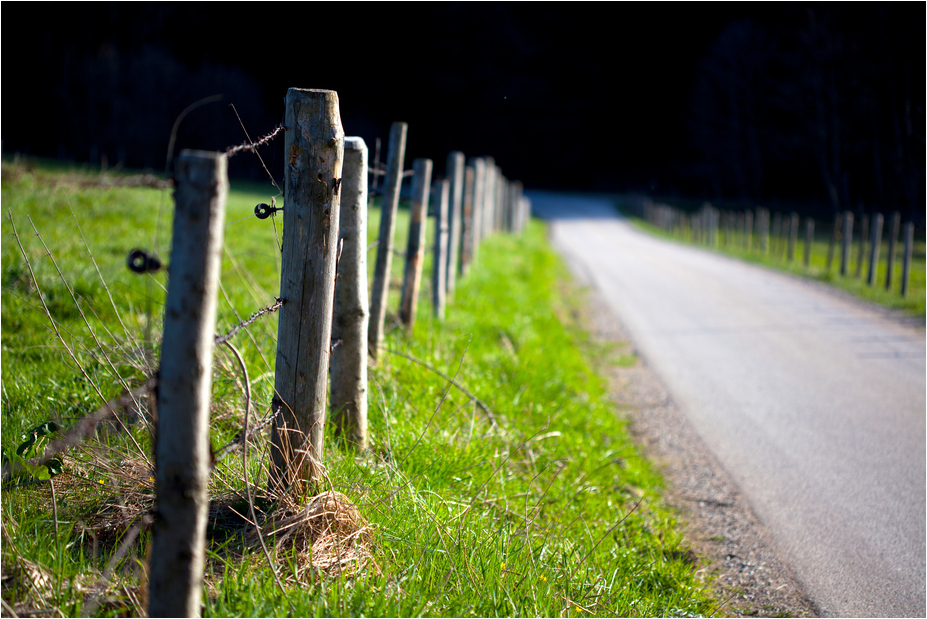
[331,136,369,450]
[271,88,344,488]
[149,150,227,618]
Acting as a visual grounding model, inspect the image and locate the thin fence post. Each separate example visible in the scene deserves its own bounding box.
[772,212,782,257]
[368,122,408,360]
[445,151,465,297]
[468,157,485,263]
[901,222,914,297]
[149,150,227,618]
[399,158,433,330]
[840,211,854,276]
[856,214,869,278]
[759,208,769,253]
[826,213,839,273]
[331,136,368,450]
[270,88,344,488]
[787,212,799,262]
[482,158,496,240]
[804,217,814,268]
[885,211,901,291]
[432,179,449,320]
[867,212,884,286]
[745,210,754,250]
[460,165,475,275]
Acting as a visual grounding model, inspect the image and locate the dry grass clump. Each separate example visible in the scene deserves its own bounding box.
[246,490,376,583]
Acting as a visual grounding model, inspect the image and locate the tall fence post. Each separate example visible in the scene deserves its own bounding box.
[901,222,914,297]
[460,165,475,275]
[149,150,227,618]
[445,151,465,297]
[399,158,432,330]
[867,212,884,286]
[331,136,368,450]
[885,211,901,290]
[840,211,854,276]
[432,178,449,320]
[787,212,799,262]
[270,88,344,488]
[804,217,814,267]
[856,214,869,278]
[368,122,408,361]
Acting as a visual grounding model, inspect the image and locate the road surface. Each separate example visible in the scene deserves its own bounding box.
[530,192,926,617]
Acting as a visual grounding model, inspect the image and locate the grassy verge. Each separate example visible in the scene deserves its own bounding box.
[2,159,717,617]
[625,207,925,319]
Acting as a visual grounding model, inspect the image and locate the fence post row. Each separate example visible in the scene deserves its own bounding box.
[270,88,344,489]
[149,150,227,618]
[331,136,369,450]
[368,122,408,362]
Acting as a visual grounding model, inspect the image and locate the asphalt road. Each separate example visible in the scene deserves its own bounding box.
[530,192,926,617]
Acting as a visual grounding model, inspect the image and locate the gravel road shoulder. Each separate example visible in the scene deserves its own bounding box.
[575,284,820,618]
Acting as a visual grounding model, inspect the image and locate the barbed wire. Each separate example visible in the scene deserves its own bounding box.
[214,298,284,347]
[225,124,286,158]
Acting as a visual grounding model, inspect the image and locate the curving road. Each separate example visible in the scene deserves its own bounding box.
[530,192,926,617]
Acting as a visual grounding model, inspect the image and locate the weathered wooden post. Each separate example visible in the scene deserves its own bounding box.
[901,222,914,297]
[804,217,815,268]
[331,136,368,450]
[149,150,227,618]
[787,212,799,262]
[468,157,485,263]
[460,165,475,275]
[840,211,854,276]
[270,88,344,489]
[399,158,433,330]
[445,151,465,296]
[368,122,408,360]
[826,213,839,273]
[885,211,901,291]
[482,158,496,240]
[855,214,869,278]
[867,212,884,286]
[432,179,449,320]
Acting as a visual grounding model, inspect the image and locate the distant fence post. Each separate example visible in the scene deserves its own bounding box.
[901,222,914,297]
[482,158,496,240]
[804,217,814,268]
[885,211,901,291]
[745,210,754,250]
[331,136,368,450]
[867,212,884,286]
[840,211,854,276]
[445,151,465,297]
[468,157,485,263]
[149,150,227,618]
[758,208,769,253]
[368,122,408,361]
[460,165,475,275]
[270,88,344,488]
[432,178,449,320]
[399,158,433,330]
[856,214,869,278]
[787,212,799,262]
[826,213,839,273]
[772,212,782,257]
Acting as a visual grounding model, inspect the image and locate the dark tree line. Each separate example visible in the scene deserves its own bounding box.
[686,5,924,224]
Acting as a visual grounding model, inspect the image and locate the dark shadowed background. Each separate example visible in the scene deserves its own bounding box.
[2,2,923,222]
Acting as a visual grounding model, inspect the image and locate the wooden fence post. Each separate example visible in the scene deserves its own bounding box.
[270,88,344,489]
[433,178,450,319]
[867,212,884,286]
[331,136,368,450]
[826,213,839,273]
[804,217,814,268]
[368,122,408,361]
[445,151,465,297]
[787,212,799,262]
[745,210,754,250]
[840,211,854,276]
[856,214,869,278]
[399,158,432,330]
[901,222,914,297]
[149,150,227,618]
[482,158,496,240]
[758,208,769,253]
[460,165,475,275]
[885,211,901,291]
[468,157,485,263]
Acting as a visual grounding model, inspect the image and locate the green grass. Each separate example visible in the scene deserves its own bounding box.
[626,206,926,318]
[2,158,717,617]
